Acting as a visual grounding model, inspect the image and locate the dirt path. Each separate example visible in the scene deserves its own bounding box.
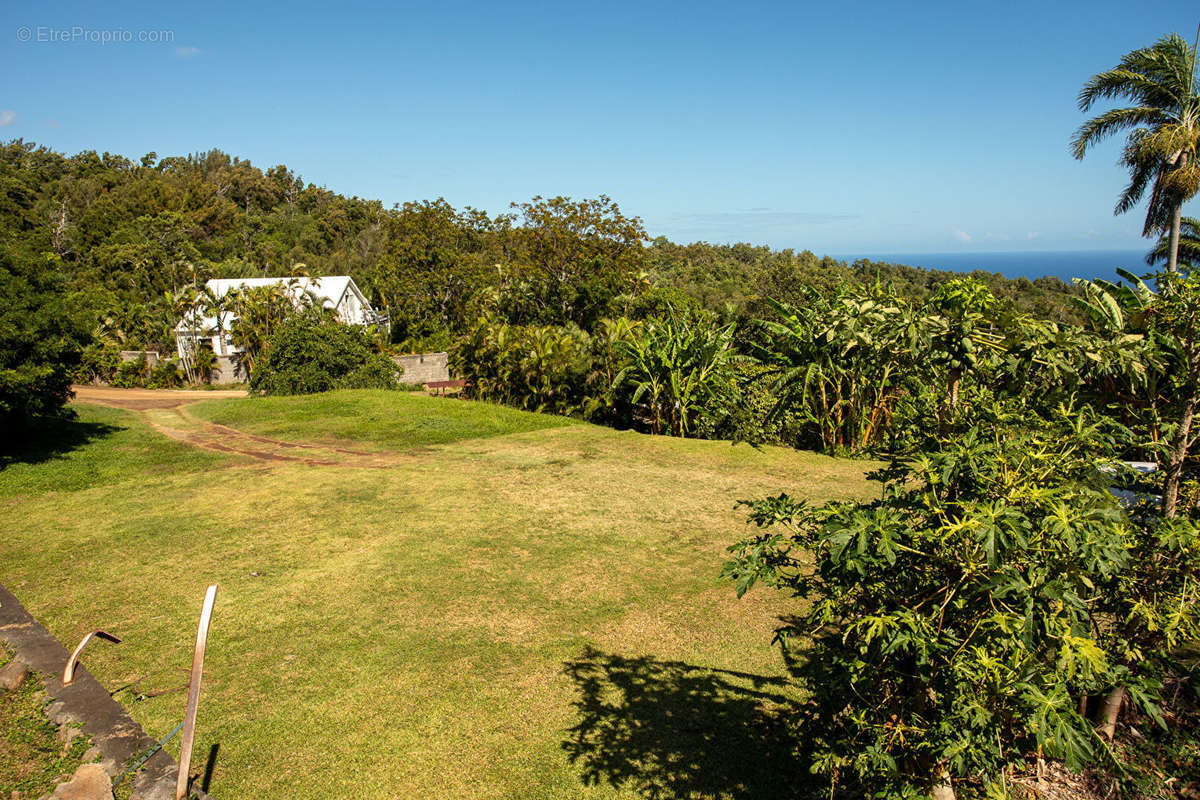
[72,385,249,410]
[71,385,403,468]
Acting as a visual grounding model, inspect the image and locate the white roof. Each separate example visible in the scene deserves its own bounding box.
[175,276,366,332]
[205,276,355,306]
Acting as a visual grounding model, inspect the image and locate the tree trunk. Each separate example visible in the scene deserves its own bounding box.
[1098,686,1125,740]
[931,776,955,800]
[1163,388,1195,518]
[1168,201,1183,273]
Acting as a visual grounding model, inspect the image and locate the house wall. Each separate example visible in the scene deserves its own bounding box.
[392,352,450,384]
[337,291,366,325]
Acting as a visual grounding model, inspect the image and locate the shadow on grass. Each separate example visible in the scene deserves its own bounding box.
[0,415,120,469]
[562,647,823,800]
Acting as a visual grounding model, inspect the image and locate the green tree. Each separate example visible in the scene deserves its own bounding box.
[372,199,492,349]
[925,278,1002,414]
[1073,31,1200,272]
[755,287,932,454]
[1075,270,1200,517]
[250,316,400,395]
[0,249,90,426]
[724,406,1195,799]
[499,195,647,326]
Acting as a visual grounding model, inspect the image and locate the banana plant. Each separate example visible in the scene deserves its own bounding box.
[612,306,744,437]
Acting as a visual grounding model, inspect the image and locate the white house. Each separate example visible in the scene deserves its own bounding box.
[175,276,382,379]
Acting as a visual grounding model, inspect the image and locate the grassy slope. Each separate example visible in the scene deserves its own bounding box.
[0,394,878,800]
[0,404,229,498]
[187,389,578,451]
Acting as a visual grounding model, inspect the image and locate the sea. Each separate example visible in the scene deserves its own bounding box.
[828,249,1150,284]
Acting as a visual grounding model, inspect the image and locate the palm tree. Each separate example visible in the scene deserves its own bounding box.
[199,285,232,356]
[164,287,204,384]
[1147,215,1200,267]
[1072,31,1200,272]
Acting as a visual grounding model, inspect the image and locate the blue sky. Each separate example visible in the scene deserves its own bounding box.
[1,0,1196,254]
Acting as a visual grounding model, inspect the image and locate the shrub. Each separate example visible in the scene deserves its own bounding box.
[250,318,401,395]
[612,307,745,436]
[72,344,121,385]
[723,404,1200,798]
[699,361,811,447]
[146,357,183,389]
[452,317,632,419]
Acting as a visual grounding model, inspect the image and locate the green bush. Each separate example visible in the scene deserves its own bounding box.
[146,357,183,389]
[0,249,90,423]
[724,404,1200,797]
[699,362,811,447]
[452,317,632,420]
[72,344,121,385]
[111,353,147,388]
[250,318,401,396]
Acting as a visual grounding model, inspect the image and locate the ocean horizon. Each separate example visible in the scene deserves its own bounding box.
[828,249,1152,283]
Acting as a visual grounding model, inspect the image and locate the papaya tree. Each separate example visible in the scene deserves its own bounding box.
[1074,269,1200,518]
[723,404,1192,798]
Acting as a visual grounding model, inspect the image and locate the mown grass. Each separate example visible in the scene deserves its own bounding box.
[0,404,227,499]
[188,389,578,452]
[1,392,879,800]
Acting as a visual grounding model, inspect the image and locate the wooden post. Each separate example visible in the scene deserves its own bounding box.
[176,585,217,800]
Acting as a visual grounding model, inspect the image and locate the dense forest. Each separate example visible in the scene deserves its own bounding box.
[0,139,1086,356]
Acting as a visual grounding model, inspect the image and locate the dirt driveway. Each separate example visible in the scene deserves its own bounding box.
[71,385,248,410]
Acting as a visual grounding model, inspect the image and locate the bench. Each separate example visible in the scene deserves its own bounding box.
[424,379,468,396]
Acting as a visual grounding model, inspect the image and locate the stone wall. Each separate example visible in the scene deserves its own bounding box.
[392,352,450,385]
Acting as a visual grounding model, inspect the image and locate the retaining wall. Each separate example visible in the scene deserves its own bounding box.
[392,351,450,384]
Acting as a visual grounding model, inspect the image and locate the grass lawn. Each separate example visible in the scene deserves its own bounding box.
[186,389,579,451]
[0,392,879,800]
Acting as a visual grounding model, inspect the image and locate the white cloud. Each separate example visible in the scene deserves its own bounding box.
[175,46,201,59]
[952,228,972,243]
[0,110,16,127]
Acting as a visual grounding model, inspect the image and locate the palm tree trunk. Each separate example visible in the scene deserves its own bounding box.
[1168,201,1183,273]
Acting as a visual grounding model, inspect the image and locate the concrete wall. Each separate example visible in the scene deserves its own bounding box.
[393,352,450,384]
[210,354,248,384]
[119,350,160,368]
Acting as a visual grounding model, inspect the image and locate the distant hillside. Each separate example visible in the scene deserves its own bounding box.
[0,140,1088,350]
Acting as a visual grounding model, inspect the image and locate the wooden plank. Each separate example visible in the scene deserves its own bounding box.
[176,585,217,800]
[62,630,121,685]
